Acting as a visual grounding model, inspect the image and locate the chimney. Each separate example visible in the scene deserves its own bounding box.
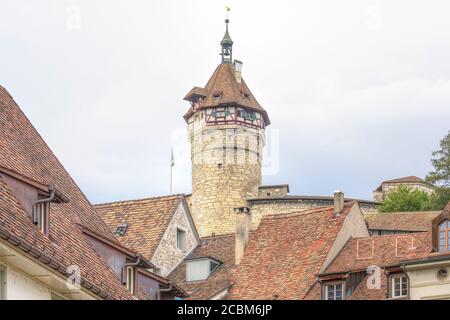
[333,190,344,216]
[235,206,250,265]
[234,60,243,83]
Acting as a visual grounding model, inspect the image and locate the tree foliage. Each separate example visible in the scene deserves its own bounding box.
[426,131,450,187]
[379,186,430,212]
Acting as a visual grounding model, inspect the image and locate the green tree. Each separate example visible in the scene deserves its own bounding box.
[424,187,450,210]
[379,186,430,212]
[425,131,450,210]
[426,131,450,187]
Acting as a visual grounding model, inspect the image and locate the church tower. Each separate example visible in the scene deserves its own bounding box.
[183,19,270,237]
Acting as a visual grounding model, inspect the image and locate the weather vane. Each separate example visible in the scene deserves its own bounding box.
[225,6,230,20]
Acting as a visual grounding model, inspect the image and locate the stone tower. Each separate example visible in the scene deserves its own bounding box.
[183,19,270,237]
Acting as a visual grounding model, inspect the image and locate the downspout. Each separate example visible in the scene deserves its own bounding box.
[400,264,411,300]
[122,256,141,294]
[157,283,173,300]
[33,188,56,224]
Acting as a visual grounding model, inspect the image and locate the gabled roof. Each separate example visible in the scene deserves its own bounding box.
[365,211,440,232]
[169,233,235,300]
[374,176,434,192]
[227,203,356,300]
[94,194,186,260]
[0,85,133,299]
[183,63,270,125]
[323,233,432,275]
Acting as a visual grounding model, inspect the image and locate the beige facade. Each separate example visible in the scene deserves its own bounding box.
[151,202,199,277]
[373,181,436,202]
[188,110,264,237]
[406,258,450,300]
[0,240,97,300]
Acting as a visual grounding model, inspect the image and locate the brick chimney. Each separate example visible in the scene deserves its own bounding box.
[334,190,344,216]
[235,206,250,265]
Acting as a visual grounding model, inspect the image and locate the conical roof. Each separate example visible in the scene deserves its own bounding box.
[183,63,270,125]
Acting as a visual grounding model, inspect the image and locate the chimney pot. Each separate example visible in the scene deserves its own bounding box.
[334,190,344,216]
[235,206,250,265]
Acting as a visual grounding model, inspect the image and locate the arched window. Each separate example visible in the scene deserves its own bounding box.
[439,219,450,252]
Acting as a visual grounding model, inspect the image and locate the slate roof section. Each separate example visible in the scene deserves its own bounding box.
[169,234,235,300]
[227,203,356,300]
[0,85,133,299]
[365,211,440,232]
[183,63,270,125]
[94,195,184,260]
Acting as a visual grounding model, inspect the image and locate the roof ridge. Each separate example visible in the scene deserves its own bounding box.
[262,202,357,221]
[94,193,185,207]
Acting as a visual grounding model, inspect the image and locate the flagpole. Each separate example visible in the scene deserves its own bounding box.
[170,148,174,195]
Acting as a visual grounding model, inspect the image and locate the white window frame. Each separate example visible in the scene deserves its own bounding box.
[391,275,408,298]
[324,282,345,300]
[176,227,187,251]
[0,264,6,300]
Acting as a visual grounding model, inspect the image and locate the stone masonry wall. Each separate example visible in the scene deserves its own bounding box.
[189,109,264,237]
[151,202,198,277]
[249,200,378,230]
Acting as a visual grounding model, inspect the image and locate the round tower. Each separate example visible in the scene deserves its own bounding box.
[183,19,270,237]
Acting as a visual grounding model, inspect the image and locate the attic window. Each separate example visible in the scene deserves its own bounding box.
[238,110,256,120]
[186,258,221,282]
[33,196,50,236]
[438,220,450,252]
[324,282,344,300]
[212,91,223,99]
[176,228,187,251]
[115,224,128,237]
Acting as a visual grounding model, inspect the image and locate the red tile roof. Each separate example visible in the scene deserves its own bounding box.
[94,195,184,260]
[227,203,356,300]
[169,234,235,300]
[0,85,133,299]
[365,211,439,232]
[323,233,432,275]
[183,63,270,125]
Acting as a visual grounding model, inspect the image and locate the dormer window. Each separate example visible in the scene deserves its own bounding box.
[115,224,128,237]
[324,282,344,300]
[33,195,51,235]
[212,91,223,99]
[390,275,408,299]
[186,258,221,282]
[439,220,449,252]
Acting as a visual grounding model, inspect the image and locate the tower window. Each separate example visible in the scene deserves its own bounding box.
[238,110,256,120]
[438,220,450,252]
[217,163,223,170]
[176,228,187,251]
[115,224,128,237]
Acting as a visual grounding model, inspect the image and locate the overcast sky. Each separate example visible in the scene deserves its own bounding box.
[1,1,449,203]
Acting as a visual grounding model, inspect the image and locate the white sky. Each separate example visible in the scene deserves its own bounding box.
[1,0,449,203]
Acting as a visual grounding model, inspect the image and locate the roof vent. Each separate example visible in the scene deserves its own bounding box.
[234,60,243,83]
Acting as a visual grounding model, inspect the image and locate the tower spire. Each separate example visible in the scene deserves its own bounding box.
[220,8,233,63]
